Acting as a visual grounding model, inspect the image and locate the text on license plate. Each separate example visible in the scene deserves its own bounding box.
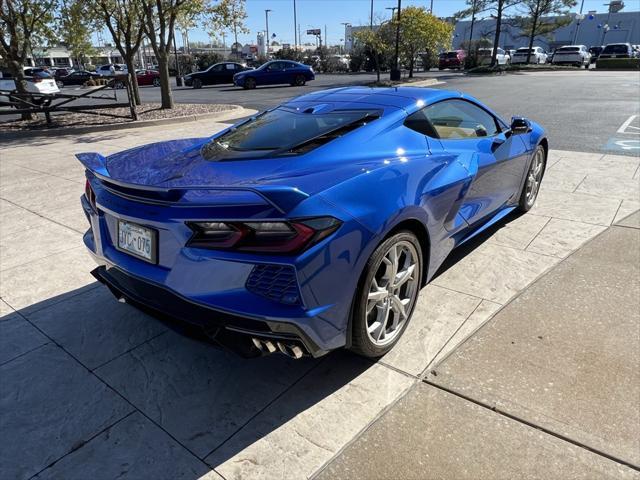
[117,220,155,262]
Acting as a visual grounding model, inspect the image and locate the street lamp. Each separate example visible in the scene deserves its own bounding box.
[390,0,401,81]
[386,6,397,18]
[265,9,272,57]
[341,22,351,52]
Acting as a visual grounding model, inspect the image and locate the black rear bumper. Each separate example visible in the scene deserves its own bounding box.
[91,266,325,357]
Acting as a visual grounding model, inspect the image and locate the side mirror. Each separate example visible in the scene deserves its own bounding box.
[510,116,531,134]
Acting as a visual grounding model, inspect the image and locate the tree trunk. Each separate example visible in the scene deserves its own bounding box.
[124,55,141,105]
[157,51,173,109]
[491,0,504,67]
[408,56,414,78]
[375,53,380,82]
[526,5,540,64]
[8,59,35,120]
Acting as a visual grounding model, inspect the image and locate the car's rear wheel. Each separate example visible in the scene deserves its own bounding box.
[113,80,125,89]
[518,145,546,212]
[152,77,161,87]
[293,74,306,86]
[193,78,202,89]
[244,77,256,89]
[350,231,422,358]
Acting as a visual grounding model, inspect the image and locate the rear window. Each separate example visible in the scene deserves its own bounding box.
[603,44,629,54]
[558,47,579,52]
[445,52,459,58]
[201,108,379,160]
[516,48,533,53]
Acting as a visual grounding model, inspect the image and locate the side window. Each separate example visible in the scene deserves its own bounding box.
[226,63,236,70]
[211,64,224,72]
[404,109,437,137]
[268,62,283,71]
[423,100,500,139]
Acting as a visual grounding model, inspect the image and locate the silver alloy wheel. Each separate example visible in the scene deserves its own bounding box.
[366,240,420,346]
[525,148,544,207]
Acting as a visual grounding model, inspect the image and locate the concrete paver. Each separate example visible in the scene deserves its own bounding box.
[428,224,640,466]
[315,384,639,480]
[0,313,48,364]
[0,344,133,479]
[0,119,638,479]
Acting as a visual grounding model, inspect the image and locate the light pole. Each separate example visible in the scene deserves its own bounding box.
[370,0,374,28]
[390,0,401,81]
[429,0,434,13]
[293,0,298,50]
[341,22,351,53]
[265,9,272,57]
[386,6,397,18]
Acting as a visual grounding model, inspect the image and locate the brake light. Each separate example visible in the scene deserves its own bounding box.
[85,179,96,210]
[186,217,341,253]
[32,77,42,83]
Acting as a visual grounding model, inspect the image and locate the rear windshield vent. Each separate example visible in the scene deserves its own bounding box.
[287,114,380,155]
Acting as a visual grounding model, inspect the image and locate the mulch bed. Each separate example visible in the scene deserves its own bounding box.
[0,103,236,131]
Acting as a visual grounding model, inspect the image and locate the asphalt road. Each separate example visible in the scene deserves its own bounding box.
[135,69,639,156]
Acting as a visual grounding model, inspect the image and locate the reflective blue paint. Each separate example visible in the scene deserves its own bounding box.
[79,87,547,354]
[233,60,315,88]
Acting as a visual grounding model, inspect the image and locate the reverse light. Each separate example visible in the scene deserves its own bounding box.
[186,217,341,254]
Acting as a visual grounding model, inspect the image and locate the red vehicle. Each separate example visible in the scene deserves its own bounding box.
[438,50,466,70]
[135,69,161,87]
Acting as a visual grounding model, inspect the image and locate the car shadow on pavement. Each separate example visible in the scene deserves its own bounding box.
[1,284,374,478]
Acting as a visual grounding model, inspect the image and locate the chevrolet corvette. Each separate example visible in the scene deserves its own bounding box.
[78,87,547,359]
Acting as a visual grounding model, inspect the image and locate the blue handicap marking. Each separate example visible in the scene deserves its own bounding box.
[604,137,640,152]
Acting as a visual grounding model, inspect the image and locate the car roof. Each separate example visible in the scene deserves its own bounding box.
[282,86,464,112]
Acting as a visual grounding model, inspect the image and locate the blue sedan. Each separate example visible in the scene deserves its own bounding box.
[78,87,547,359]
[233,60,315,89]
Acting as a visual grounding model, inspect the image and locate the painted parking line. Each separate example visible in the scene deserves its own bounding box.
[617,114,639,135]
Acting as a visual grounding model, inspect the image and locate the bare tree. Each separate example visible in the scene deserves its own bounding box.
[92,0,145,105]
[0,0,58,119]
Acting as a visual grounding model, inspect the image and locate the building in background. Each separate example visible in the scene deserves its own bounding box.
[452,10,639,52]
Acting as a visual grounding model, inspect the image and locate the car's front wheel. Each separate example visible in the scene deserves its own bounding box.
[518,145,546,212]
[350,231,423,358]
[244,77,256,89]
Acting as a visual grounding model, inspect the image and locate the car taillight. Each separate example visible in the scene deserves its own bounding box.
[186,217,341,254]
[85,179,96,210]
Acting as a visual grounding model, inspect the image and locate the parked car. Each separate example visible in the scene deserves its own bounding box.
[0,69,59,105]
[183,62,250,88]
[588,46,604,63]
[551,45,591,68]
[58,70,102,86]
[438,50,466,70]
[95,64,128,77]
[135,69,161,87]
[78,86,547,359]
[234,60,315,89]
[477,48,510,65]
[598,43,634,59]
[511,46,548,64]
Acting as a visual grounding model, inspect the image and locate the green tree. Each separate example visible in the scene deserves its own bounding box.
[352,28,389,82]
[0,0,58,119]
[91,0,145,105]
[141,0,205,109]
[205,0,248,60]
[58,0,96,69]
[513,0,576,63]
[381,6,452,77]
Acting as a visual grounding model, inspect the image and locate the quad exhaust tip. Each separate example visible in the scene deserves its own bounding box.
[252,338,304,359]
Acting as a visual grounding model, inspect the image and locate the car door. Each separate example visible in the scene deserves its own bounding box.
[206,64,225,84]
[422,99,529,225]
[222,63,238,83]
[263,62,285,85]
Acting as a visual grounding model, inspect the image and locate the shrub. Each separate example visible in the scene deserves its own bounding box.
[595,58,640,70]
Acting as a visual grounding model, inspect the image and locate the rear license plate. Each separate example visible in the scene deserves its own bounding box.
[117,220,156,263]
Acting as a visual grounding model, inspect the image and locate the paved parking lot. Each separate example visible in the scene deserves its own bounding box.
[1,117,638,479]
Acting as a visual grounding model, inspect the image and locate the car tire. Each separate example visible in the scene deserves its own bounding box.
[350,231,423,358]
[152,77,161,87]
[518,145,546,212]
[114,80,125,89]
[244,77,256,89]
[56,81,63,89]
[294,74,306,86]
[193,78,202,89]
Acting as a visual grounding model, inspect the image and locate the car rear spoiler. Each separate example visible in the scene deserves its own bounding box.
[76,152,310,214]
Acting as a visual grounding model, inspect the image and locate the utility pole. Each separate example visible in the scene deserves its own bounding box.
[370,0,374,28]
[429,0,434,14]
[572,0,585,44]
[293,0,298,50]
[324,25,327,49]
[265,9,271,56]
[391,0,401,81]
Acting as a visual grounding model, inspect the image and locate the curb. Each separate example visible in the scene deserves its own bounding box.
[0,105,255,140]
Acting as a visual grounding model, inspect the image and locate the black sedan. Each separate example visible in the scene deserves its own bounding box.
[59,70,101,86]
[184,62,250,88]
[233,60,315,89]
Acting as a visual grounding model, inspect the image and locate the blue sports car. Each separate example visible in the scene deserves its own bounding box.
[78,87,547,359]
[233,60,315,89]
